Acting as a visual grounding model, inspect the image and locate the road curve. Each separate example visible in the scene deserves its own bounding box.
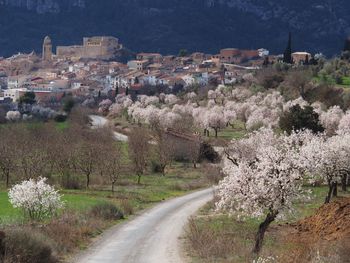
[74,188,213,263]
[89,115,128,142]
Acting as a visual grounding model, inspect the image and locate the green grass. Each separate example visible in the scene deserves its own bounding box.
[55,121,69,131]
[0,164,207,224]
[313,75,350,88]
[0,192,23,223]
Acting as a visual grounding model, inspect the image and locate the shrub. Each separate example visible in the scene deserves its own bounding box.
[186,217,236,259]
[199,142,220,163]
[54,114,67,123]
[204,164,224,184]
[279,105,324,135]
[151,160,163,173]
[8,177,64,221]
[1,229,58,263]
[119,199,134,216]
[61,175,82,190]
[89,203,124,221]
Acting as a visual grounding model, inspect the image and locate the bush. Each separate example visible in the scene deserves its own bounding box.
[199,142,220,163]
[61,175,83,190]
[1,229,58,263]
[119,199,134,216]
[151,160,163,173]
[8,177,64,221]
[279,105,324,135]
[54,114,67,123]
[204,164,224,184]
[89,203,124,221]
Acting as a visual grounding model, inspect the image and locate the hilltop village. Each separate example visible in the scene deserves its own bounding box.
[0,35,311,108]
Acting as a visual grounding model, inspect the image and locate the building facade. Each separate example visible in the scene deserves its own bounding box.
[56,36,122,60]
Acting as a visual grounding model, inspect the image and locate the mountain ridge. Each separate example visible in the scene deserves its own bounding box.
[0,0,348,57]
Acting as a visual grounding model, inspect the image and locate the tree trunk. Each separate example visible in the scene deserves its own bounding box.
[86,174,90,189]
[112,181,115,193]
[252,211,278,255]
[5,169,10,189]
[325,182,335,204]
[214,128,218,138]
[332,181,338,197]
[161,165,166,176]
[341,174,347,192]
[137,174,141,185]
[193,161,197,169]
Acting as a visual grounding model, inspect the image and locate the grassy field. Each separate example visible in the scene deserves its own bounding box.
[203,121,247,146]
[0,163,208,224]
[313,75,350,88]
[185,186,350,263]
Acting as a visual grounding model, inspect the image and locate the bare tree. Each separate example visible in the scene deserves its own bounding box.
[74,130,100,189]
[14,124,49,180]
[128,127,150,184]
[100,142,123,193]
[0,126,17,187]
[284,69,312,99]
[48,127,77,188]
[153,126,175,176]
[188,138,201,168]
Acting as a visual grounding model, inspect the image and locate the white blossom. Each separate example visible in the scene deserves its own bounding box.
[8,177,64,220]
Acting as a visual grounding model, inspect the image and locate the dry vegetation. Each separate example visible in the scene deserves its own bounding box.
[185,191,350,263]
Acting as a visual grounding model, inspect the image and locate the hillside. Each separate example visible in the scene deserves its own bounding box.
[0,0,349,57]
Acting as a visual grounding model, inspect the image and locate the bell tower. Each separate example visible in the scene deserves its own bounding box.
[42,36,53,61]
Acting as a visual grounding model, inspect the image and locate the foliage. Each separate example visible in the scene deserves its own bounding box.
[19,91,36,105]
[62,97,75,113]
[279,105,324,134]
[54,114,67,123]
[178,49,188,57]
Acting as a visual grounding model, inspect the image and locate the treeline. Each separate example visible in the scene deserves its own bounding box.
[0,109,217,190]
[0,115,119,190]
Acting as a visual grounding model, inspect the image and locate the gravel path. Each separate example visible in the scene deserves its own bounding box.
[89,115,128,142]
[74,188,213,263]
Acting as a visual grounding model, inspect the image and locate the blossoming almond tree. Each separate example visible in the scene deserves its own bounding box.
[217,129,306,255]
[8,177,63,220]
[298,133,345,203]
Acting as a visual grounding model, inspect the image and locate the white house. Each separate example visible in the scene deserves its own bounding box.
[3,88,27,102]
[7,75,28,89]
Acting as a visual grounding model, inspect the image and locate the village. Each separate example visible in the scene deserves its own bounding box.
[0,35,311,109]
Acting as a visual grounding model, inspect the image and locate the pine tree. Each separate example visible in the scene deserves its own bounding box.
[283,32,293,64]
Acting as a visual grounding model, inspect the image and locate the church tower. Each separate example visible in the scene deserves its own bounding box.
[42,36,53,61]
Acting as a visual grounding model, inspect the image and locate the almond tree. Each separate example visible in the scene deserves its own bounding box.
[74,131,101,189]
[298,133,346,203]
[337,111,350,135]
[206,106,227,138]
[0,127,16,188]
[128,127,150,184]
[8,177,63,220]
[217,129,306,255]
[319,106,344,136]
[100,142,123,193]
[153,125,175,176]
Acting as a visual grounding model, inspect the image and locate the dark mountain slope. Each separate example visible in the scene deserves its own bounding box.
[0,0,348,57]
